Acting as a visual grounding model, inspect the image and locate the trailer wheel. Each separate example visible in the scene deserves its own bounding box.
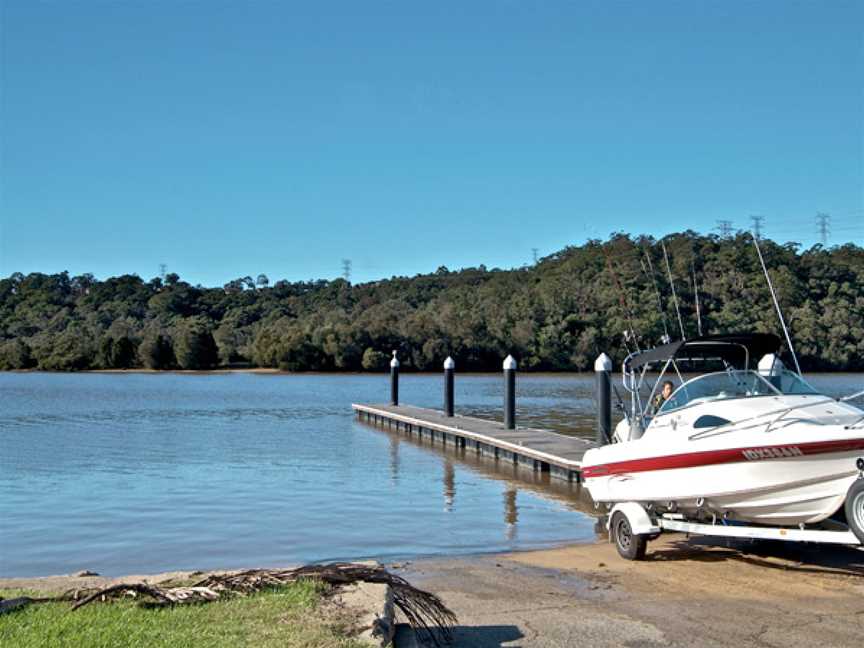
[845,479,864,544]
[611,511,647,560]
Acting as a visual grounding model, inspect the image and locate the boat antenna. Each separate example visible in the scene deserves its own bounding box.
[640,245,671,343]
[691,258,703,336]
[661,240,687,341]
[752,235,802,375]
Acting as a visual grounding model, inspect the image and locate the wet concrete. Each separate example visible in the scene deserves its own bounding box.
[391,534,864,648]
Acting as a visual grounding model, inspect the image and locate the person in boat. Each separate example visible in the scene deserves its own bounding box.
[651,380,675,414]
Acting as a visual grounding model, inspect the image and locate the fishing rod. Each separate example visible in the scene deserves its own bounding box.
[691,258,703,336]
[661,241,687,341]
[752,235,803,376]
[602,244,643,352]
[640,245,671,343]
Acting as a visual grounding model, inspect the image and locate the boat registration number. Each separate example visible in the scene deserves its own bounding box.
[742,446,803,460]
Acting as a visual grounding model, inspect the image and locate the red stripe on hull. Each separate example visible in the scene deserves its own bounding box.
[582,438,864,479]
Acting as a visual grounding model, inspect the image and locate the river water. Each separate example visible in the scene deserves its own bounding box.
[1,372,861,577]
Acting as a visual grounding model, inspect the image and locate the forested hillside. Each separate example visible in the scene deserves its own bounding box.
[1,232,862,372]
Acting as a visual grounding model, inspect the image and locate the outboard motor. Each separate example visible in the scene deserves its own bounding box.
[611,418,643,443]
[758,354,784,390]
[612,419,630,443]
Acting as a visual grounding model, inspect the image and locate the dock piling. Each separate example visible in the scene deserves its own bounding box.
[503,355,517,429]
[444,356,455,417]
[595,352,612,445]
[390,351,400,406]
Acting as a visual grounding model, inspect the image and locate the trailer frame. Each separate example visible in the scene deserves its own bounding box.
[607,502,863,560]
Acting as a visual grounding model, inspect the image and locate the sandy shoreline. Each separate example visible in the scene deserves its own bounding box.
[5,536,864,647]
[394,535,864,647]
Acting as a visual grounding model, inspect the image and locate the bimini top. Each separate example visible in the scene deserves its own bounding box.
[626,333,781,371]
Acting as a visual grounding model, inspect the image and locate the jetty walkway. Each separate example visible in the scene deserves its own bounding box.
[352,403,595,483]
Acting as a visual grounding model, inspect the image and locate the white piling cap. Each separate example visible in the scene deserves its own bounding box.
[758,353,783,376]
[390,350,400,368]
[444,356,455,370]
[594,352,613,372]
[503,355,517,370]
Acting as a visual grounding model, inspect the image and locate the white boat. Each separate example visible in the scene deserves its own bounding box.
[581,333,864,558]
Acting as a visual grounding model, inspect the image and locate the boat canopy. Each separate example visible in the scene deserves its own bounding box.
[626,333,781,371]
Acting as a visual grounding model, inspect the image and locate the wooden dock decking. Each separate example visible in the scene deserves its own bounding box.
[352,403,596,482]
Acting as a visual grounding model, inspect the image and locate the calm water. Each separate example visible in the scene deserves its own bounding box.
[1,372,861,577]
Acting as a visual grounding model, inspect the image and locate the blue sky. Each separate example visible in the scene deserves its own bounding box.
[1,1,862,286]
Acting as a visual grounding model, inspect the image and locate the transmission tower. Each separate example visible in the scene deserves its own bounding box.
[750,215,764,239]
[716,220,733,238]
[531,248,539,265]
[159,263,167,281]
[341,259,352,282]
[816,212,830,245]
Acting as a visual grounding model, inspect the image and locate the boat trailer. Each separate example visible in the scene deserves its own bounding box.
[606,498,864,561]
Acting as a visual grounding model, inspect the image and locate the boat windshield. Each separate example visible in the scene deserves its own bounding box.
[767,368,820,396]
[657,370,816,414]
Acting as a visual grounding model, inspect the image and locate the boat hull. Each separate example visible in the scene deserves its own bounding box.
[584,443,864,526]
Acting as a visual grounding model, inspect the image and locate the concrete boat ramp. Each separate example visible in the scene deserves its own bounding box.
[352,403,596,483]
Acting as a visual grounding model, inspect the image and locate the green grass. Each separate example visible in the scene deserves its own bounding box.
[0,582,368,648]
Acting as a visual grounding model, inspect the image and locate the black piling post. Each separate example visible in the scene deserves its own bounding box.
[595,352,612,445]
[503,355,516,429]
[444,356,455,417]
[390,351,399,406]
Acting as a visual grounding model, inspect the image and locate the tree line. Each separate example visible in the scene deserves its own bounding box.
[1,232,862,372]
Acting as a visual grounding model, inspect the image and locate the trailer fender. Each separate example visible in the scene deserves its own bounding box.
[607,503,660,536]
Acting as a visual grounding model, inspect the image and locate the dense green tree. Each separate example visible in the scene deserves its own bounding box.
[139,331,175,369]
[97,336,115,367]
[272,326,323,371]
[173,318,219,370]
[0,338,34,369]
[214,305,264,364]
[362,347,389,371]
[105,336,137,368]
[30,324,95,370]
[1,233,862,372]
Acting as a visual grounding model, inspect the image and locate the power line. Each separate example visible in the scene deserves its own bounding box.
[716,220,733,238]
[769,217,857,228]
[341,259,352,282]
[750,214,764,239]
[816,212,831,245]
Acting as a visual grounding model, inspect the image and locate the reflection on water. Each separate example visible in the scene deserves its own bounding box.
[0,371,858,578]
[504,488,518,541]
[443,460,455,512]
[389,435,400,485]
